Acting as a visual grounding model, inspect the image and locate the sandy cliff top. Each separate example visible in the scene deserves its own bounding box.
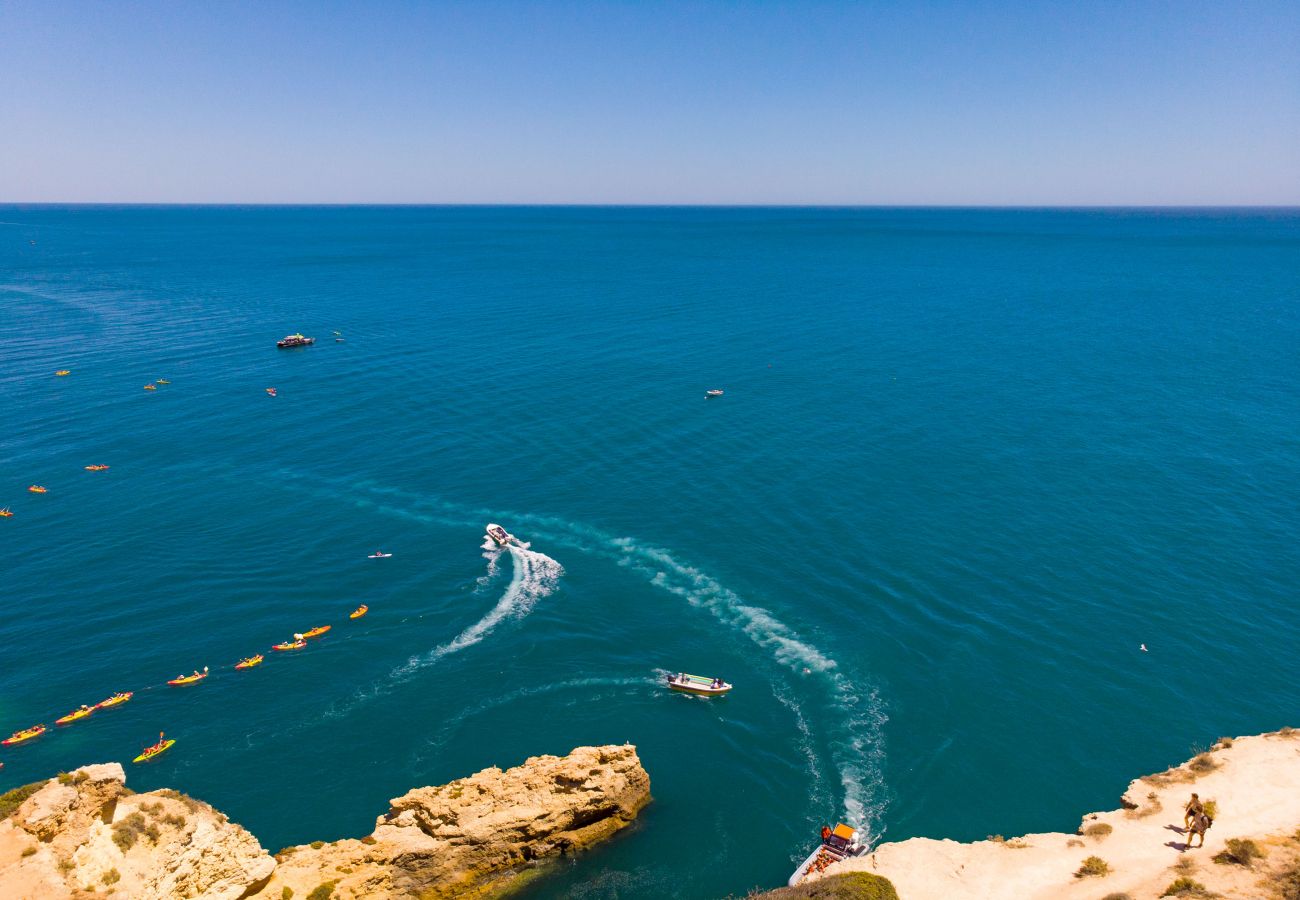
[821,728,1300,900]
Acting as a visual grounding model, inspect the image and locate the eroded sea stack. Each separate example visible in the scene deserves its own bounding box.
[0,744,650,900]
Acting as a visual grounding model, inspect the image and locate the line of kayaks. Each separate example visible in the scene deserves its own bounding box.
[1,604,368,764]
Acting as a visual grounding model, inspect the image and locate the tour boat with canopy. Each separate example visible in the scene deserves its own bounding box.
[788,823,867,885]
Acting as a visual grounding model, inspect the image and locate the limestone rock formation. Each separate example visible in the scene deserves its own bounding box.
[0,764,273,900]
[265,743,651,898]
[0,744,650,899]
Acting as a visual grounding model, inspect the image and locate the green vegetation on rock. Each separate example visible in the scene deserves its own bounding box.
[0,780,48,821]
[749,872,900,899]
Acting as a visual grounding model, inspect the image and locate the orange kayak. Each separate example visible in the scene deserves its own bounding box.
[84,465,110,472]
[56,706,96,726]
[302,626,331,639]
[97,692,133,709]
[272,640,306,651]
[350,605,368,619]
[235,655,264,669]
[3,725,46,746]
[28,486,47,494]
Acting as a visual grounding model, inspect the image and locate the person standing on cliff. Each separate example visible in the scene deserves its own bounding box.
[1183,793,1204,832]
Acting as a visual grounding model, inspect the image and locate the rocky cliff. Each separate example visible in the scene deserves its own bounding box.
[815,728,1300,900]
[0,744,650,900]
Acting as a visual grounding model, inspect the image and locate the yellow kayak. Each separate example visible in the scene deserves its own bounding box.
[168,671,208,686]
[3,725,46,746]
[302,625,331,639]
[156,379,170,384]
[55,370,71,376]
[350,605,368,619]
[28,485,47,494]
[97,692,133,709]
[235,655,264,669]
[56,706,96,726]
[133,738,175,764]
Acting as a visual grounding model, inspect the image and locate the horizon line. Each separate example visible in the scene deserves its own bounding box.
[2,202,1298,210]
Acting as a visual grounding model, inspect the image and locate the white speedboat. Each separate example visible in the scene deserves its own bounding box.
[485,524,514,547]
[788,823,866,885]
[705,389,724,398]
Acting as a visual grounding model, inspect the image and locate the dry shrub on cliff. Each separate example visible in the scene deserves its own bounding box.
[280,889,293,900]
[1272,858,1300,900]
[745,871,900,899]
[1161,876,1214,897]
[306,882,337,900]
[1100,894,1134,900]
[1074,856,1111,878]
[0,780,47,821]
[1085,823,1114,839]
[1213,837,1265,867]
[111,812,155,851]
[102,868,121,885]
[1189,753,1219,774]
[1128,792,1165,819]
[1214,736,1233,749]
[21,846,37,858]
[155,788,202,813]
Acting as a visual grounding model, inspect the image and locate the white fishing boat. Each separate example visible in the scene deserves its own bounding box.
[485,523,514,547]
[788,823,866,885]
[665,672,732,696]
[705,389,724,397]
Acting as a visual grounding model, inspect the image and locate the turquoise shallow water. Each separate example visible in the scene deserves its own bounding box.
[1,206,1298,897]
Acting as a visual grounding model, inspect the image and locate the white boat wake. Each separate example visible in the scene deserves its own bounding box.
[395,543,563,677]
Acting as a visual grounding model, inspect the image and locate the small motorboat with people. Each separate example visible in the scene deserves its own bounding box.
[350,604,368,619]
[56,705,96,726]
[168,667,208,686]
[485,524,515,547]
[96,692,133,709]
[134,732,175,764]
[368,551,392,559]
[302,625,331,639]
[235,655,264,669]
[28,485,47,493]
[272,638,306,651]
[3,725,46,746]
[705,389,724,398]
[788,823,868,886]
[665,672,733,696]
[276,333,315,349]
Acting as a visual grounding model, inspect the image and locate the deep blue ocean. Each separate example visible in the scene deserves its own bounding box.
[1,206,1297,897]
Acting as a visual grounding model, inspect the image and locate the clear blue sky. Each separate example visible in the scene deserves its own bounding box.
[1,0,1296,204]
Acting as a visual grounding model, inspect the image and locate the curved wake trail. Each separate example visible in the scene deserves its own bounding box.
[394,543,563,677]
[266,471,885,833]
